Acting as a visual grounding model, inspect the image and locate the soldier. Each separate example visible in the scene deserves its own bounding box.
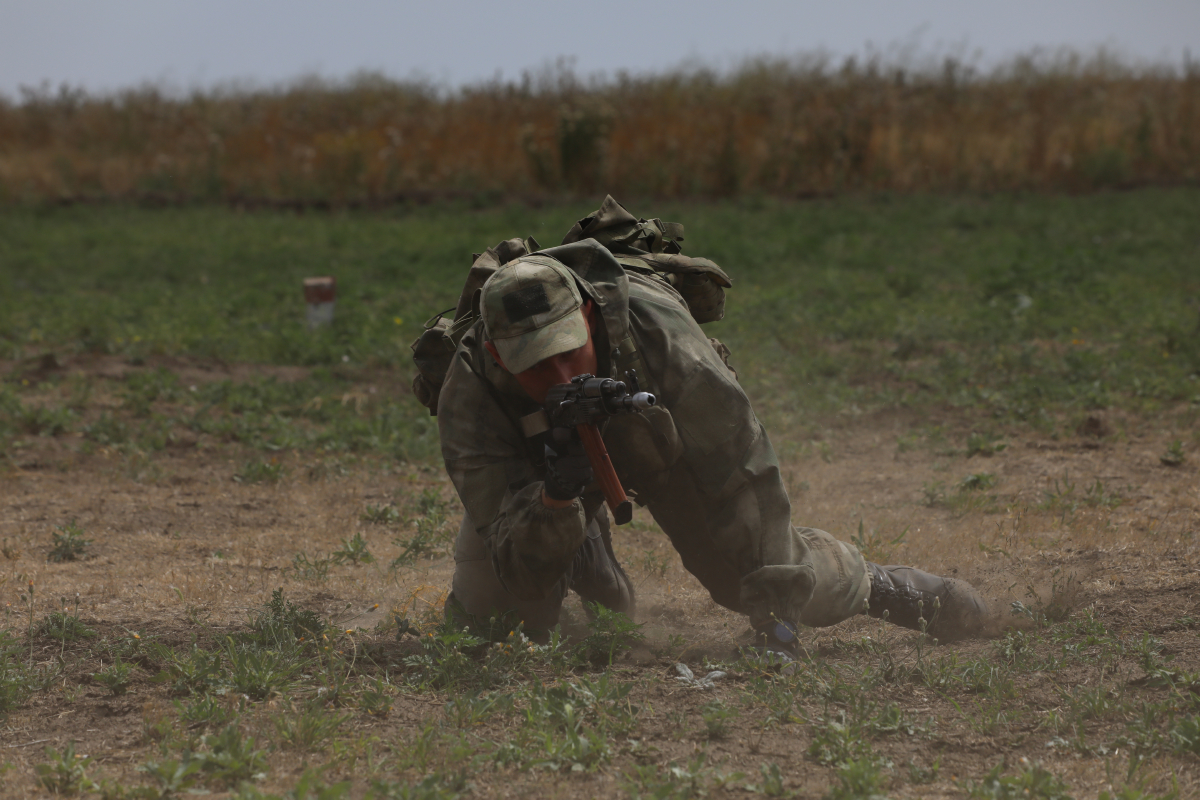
[431,198,990,656]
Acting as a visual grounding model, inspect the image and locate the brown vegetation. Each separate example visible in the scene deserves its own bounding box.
[2,52,1199,206]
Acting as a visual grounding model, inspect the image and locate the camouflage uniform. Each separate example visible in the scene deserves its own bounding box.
[438,239,870,634]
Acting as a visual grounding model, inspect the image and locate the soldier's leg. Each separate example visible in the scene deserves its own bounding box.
[447,512,566,639]
[646,473,869,627]
[567,506,636,616]
[863,563,991,642]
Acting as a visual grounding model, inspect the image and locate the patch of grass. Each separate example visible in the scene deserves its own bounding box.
[291,551,333,581]
[234,457,288,485]
[274,699,350,751]
[154,644,225,697]
[361,503,401,525]
[700,699,736,740]
[1010,570,1079,628]
[807,712,877,767]
[19,403,75,436]
[578,602,645,666]
[48,520,91,562]
[223,639,302,700]
[190,724,269,787]
[965,759,1073,800]
[1,190,1197,453]
[138,757,203,797]
[637,547,671,579]
[175,695,236,730]
[82,411,130,446]
[35,742,95,795]
[248,589,328,646]
[959,472,997,491]
[966,432,1006,457]
[390,489,455,568]
[1160,439,1187,466]
[827,757,888,800]
[623,753,737,800]
[849,519,908,563]
[37,610,96,641]
[93,658,134,695]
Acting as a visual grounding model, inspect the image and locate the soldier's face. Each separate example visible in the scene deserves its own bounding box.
[486,300,599,404]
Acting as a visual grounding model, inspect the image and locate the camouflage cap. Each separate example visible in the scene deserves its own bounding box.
[480,255,588,374]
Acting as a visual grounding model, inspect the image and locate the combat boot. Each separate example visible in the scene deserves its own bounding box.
[865,563,990,642]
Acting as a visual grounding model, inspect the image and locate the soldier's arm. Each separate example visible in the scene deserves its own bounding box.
[438,332,589,601]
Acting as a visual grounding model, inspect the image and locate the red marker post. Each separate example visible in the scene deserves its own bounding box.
[304,277,336,329]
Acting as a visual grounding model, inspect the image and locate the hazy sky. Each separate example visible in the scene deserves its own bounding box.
[2,0,1198,98]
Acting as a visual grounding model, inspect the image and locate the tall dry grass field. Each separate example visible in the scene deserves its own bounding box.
[2,52,1198,205]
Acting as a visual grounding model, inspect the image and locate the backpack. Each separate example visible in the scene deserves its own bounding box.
[563,195,731,323]
[409,198,733,415]
[409,237,538,416]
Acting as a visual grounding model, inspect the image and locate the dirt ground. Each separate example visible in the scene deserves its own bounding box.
[1,357,1199,798]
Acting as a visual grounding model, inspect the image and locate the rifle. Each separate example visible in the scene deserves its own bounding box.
[544,373,655,525]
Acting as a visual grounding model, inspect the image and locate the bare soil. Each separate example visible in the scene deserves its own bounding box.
[2,358,1198,798]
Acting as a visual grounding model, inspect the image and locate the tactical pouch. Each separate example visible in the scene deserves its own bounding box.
[410,309,477,416]
[411,235,541,416]
[562,195,685,255]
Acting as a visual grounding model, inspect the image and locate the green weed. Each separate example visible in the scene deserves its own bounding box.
[190,724,269,786]
[634,546,670,580]
[403,623,487,692]
[35,742,95,795]
[1160,440,1187,466]
[93,658,134,695]
[234,458,287,485]
[578,602,645,666]
[959,472,997,491]
[965,760,1073,799]
[357,677,395,718]
[700,699,735,739]
[48,520,91,562]
[137,757,203,797]
[744,762,789,797]
[390,491,453,568]
[154,644,224,696]
[0,633,37,716]
[19,403,74,437]
[850,519,908,563]
[37,610,96,641]
[1170,715,1200,754]
[291,552,333,581]
[82,412,130,446]
[624,753,738,799]
[361,504,401,524]
[826,757,888,800]
[249,588,327,646]
[223,639,301,700]
[966,432,1006,457]
[331,532,375,565]
[174,695,236,730]
[808,713,874,767]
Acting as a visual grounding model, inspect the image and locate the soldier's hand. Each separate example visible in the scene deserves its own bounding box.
[543,426,593,501]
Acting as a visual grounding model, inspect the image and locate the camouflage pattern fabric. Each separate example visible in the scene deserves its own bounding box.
[438,239,870,630]
[447,504,634,639]
[480,255,589,375]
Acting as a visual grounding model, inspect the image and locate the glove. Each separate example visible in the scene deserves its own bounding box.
[543,426,594,501]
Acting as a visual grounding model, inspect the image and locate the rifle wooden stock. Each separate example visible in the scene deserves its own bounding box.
[575,422,633,525]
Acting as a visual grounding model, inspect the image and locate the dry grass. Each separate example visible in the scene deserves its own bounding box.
[2,51,1199,205]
